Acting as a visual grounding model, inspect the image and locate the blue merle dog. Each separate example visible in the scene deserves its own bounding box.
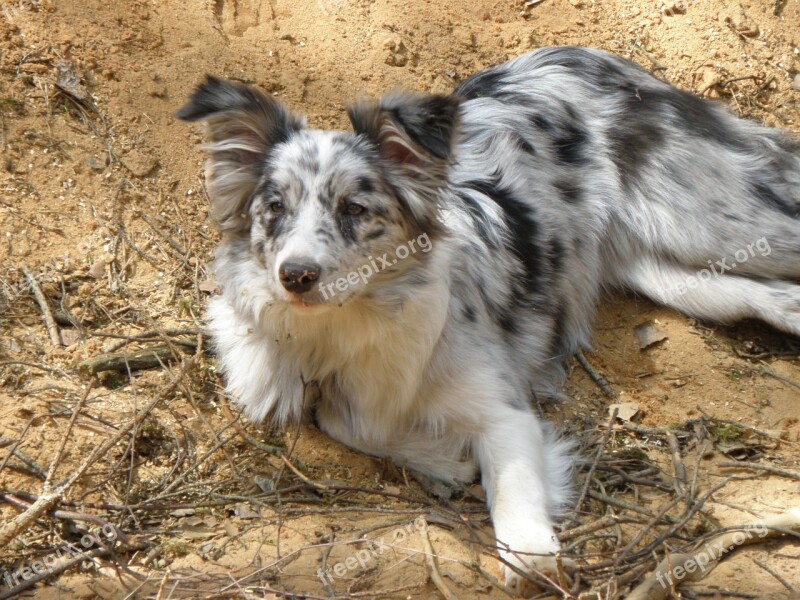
[178,46,800,592]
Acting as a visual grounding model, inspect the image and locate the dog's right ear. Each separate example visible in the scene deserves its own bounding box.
[177,76,304,233]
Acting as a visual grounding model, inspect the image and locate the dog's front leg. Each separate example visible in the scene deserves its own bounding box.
[475,405,561,594]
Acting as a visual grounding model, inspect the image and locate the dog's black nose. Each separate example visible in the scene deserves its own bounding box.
[279,261,321,294]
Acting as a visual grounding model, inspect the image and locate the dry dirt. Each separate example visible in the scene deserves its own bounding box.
[1,0,800,598]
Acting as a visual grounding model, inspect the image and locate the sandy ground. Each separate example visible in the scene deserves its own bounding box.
[1,0,799,598]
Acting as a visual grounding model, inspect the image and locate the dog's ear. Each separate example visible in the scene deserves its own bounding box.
[177,76,304,233]
[348,92,460,234]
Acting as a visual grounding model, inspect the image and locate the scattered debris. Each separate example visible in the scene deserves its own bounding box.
[661,2,687,16]
[634,321,668,350]
[609,402,641,423]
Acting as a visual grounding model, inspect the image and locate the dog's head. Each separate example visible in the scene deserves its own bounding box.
[177,76,460,311]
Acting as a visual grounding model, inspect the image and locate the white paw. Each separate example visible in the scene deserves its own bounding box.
[498,528,562,597]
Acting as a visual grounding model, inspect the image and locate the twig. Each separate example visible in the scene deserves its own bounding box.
[752,558,796,593]
[575,349,616,398]
[0,418,46,479]
[0,547,106,600]
[319,529,336,597]
[418,517,458,600]
[77,344,189,376]
[758,365,800,391]
[96,327,198,353]
[666,432,687,497]
[576,408,619,511]
[718,460,800,481]
[281,455,329,491]
[627,508,800,600]
[220,398,284,457]
[23,268,62,347]
[138,211,188,258]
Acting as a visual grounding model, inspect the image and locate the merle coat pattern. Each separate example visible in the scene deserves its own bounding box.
[178,46,800,592]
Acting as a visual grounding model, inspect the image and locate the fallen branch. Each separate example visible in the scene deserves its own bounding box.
[418,517,458,600]
[718,460,800,481]
[77,344,188,377]
[627,508,800,600]
[575,349,616,398]
[23,267,62,347]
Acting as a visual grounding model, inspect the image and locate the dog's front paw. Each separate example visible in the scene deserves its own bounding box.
[498,529,562,597]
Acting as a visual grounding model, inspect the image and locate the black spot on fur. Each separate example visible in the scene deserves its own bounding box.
[554,179,583,204]
[513,133,537,156]
[365,227,385,240]
[298,154,319,175]
[623,87,745,149]
[462,304,477,322]
[751,182,798,217]
[266,214,289,240]
[608,118,666,191]
[549,238,565,271]
[548,305,569,360]
[497,310,520,335]
[336,213,359,244]
[530,113,553,131]
[552,118,589,166]
[462,179,544,295]
[456,191,497,249]
[456,68,507,100]
[356,176,374,195]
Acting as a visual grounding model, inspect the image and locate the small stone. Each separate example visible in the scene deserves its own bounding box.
[85,155,103,170]
[120,151,158,177]
[661,2,686,16]
[793,74,800,91]
[60,328,82,346]
[697,67,721,98]
[88,259,106,279]
[725,6,759,38]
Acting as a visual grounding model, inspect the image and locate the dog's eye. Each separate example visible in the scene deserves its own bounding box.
[344,202,366,216]
[268,201,286,214]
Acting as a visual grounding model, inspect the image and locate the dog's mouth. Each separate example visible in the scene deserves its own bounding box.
[285,292,334,314]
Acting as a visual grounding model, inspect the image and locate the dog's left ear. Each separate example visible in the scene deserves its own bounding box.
[348,92,460,233]
[348,92,460,167]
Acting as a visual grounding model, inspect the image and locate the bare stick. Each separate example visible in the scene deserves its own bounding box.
[77,344,189,376]
[752,558,796,594]
[666,432,687,497]
[23,267,61,347]
[0,547,105,600]
[718,460,800,481]
[627,508,800,600]
[575,408,618,511]
[418,517,458,600]
[45,381,93,490]
[575,349,616,398]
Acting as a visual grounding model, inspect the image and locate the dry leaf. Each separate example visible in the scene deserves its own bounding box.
[609,402,640,422]
[634,322,668,349]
